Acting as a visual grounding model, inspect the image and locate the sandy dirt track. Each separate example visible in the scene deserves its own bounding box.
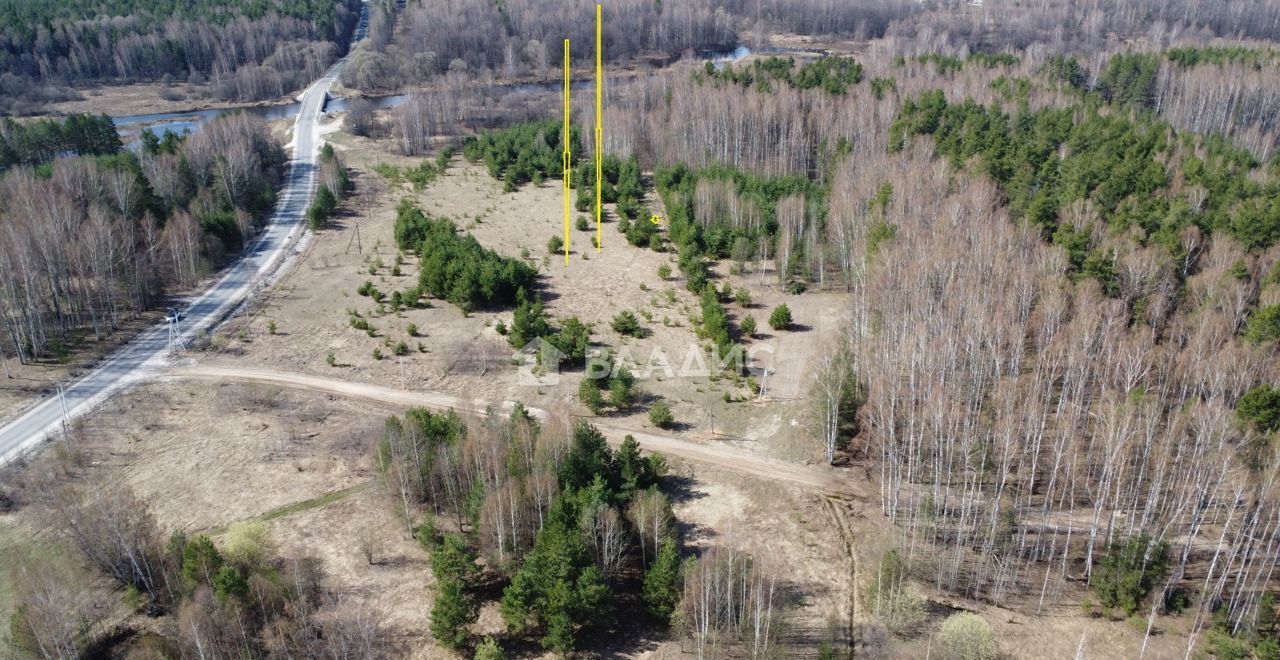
[170,364,866,497]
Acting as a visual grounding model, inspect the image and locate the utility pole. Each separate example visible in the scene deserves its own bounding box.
[346,222,362,254]
[57,381,71,442]
[167,316,186,355]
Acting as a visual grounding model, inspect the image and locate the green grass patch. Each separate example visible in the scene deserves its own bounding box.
[205,482,371,536]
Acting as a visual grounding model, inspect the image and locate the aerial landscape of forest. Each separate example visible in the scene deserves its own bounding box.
[1,0,1279,658]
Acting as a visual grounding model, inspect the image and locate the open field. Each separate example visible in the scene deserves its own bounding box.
[211,128,850,464]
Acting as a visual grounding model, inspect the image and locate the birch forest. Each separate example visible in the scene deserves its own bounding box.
[0,113,285,363]
[584,23,1280,659]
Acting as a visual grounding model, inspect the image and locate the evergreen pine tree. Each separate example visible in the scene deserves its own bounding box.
[643,540,682,625]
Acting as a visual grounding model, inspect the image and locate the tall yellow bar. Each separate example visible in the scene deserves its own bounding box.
[595,3,603,252]
[563,39,571,265]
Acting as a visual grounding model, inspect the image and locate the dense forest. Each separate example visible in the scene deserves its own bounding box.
[0,112,286,363]
[0,114,122,170]
[345,0,1280,95]
[0,0,363,112]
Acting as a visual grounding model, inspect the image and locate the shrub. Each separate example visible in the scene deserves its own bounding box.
[548,317,592,366]
[611,311,645,338]
[407,323,419,337]
[326,352,336,366]
[266,319,277,335]
[648,232,664,252]
[224,521,273,571]
[349,314,373,333]
[306,185,338,230]
[657,263,672,280]
[740,315,757,337]
[768,304,793,330]
[579,378,605,414]
[394,341,409,356]
[547,235,564,254]
[1255,636,1280,660]
[935,613,999,660]
[474,637,505,660]
[862,548,925,634]
[576,215,589,231]
[649,400,674,429]
[610,372,634,409]
[372,348,384,360]
[700,283,733,356]
[1206,630,1252,660]
[1089,534,1170,616]
[1244,306,1274,342]
[1237,384,1280,433]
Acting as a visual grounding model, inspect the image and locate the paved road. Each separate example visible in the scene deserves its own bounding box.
[0,7,366,463]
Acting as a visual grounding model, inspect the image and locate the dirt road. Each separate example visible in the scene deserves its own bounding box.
[171,365,867,497]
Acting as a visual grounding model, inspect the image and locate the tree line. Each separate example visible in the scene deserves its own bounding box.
[889,91,1280,267]
[461,119,580,193]
[342,0,1280,97]
[340,0,926,94]
[883,0,1280,58]
[0,112,285,363]
[699,55,865,96]
[0,0,363,112]
[0,114,120,171]
[307,143,350,231]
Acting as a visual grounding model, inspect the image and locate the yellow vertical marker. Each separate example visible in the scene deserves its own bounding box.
[594,3,603,252]
[562,39,572,265]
